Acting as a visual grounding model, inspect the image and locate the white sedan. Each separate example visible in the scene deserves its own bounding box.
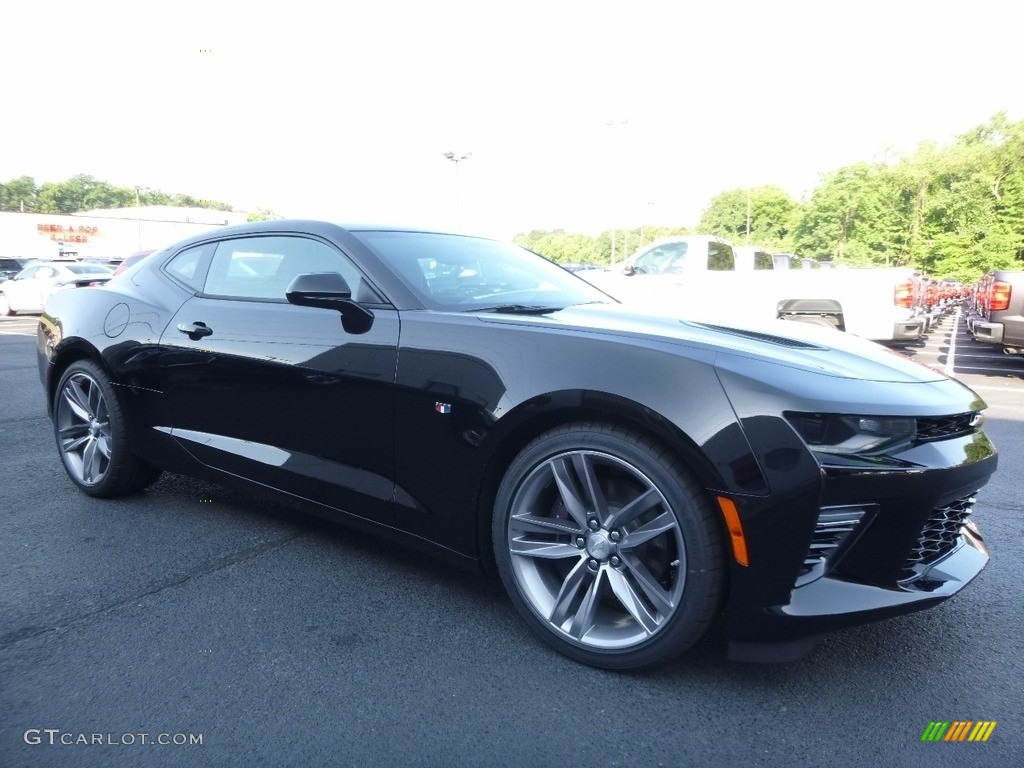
[0,261,114,316]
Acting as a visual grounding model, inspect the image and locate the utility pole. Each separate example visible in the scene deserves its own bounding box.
[443,151,472,230]
[135,185,143,251]
[745,188,752,245]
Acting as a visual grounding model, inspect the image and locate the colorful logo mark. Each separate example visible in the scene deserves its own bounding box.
[921,721,997,742]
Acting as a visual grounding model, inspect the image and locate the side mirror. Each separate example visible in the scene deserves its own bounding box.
[286,272,374,334]
[622,262,636,276]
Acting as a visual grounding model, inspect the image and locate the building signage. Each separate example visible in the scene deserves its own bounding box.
[37,223,101,243]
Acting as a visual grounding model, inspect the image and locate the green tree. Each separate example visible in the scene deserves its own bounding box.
[698,186,798,249]
[793,164,893,265]
[0,176,40,212]
[514,230,604,264]
[1,174,242,216]
[247,208,280,222]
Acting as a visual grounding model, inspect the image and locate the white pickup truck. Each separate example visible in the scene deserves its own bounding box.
[581,235,926,342]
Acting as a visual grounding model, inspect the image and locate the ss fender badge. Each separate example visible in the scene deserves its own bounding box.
[435,402,452,414]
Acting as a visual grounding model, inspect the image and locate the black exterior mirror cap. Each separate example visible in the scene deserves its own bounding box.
[285,272,374,334]
[286,271,353,301]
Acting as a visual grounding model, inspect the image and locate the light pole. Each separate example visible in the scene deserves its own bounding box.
[745,187,752,245]
[134,185,151,251]
[443,151,471,230]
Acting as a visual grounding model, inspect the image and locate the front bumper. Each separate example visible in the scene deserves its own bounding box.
[723,429,997,652]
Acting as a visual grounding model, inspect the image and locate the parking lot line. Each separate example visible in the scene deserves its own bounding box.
[944,307,961,377]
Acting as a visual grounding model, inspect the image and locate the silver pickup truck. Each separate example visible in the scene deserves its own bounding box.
[969,269,1024,355]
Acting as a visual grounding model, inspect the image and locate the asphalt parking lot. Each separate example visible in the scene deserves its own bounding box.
[1,310,1021,768]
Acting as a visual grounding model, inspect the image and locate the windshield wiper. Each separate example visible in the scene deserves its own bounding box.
[470,304,565,315]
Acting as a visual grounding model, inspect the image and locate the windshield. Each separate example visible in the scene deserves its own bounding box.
[352,230,612,311]
[632,242,689,274]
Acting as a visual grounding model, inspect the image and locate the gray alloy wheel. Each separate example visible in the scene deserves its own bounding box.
[54,360,160,497]
[0,292,13,316]
[493,423,724,670]
[57,368,113,486]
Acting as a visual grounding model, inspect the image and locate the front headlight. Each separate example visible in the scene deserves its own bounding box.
[785,412,917,455]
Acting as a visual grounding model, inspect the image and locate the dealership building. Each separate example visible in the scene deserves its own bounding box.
[0,206,249,261]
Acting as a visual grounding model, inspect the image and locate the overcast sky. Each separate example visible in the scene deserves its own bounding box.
[4,0,1020,238]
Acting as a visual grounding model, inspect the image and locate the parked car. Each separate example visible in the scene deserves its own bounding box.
[112,250,157,276]
[80,256,126,268]
[0,257,28,280]
[968,269,1024,355]
[560,262,603,273]
[38,220,998,670]
[0,261,114,316]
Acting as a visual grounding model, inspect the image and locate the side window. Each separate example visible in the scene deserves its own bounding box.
[36,267,56,279]
[165,243,214,292]
[202,236,369,301]
[634,242,687,273]
[707,242,735,271]
[754,251,774,270]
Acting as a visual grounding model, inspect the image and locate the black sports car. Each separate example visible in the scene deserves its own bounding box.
[37,220,998,670]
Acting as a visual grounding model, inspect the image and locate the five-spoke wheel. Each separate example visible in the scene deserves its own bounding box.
[57,368,113,486]
[493,424,724,670]
[54,360,160,497]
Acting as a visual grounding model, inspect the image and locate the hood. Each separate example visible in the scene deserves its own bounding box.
[477,302,949,384]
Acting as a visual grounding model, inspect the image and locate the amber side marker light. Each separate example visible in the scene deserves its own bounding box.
[717,496,749,566]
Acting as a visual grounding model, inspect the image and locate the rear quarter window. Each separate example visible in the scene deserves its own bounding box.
[164,243,216,292]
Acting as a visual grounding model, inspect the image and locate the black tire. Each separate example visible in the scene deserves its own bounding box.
[492,423,725,670]
[53,359,161,497]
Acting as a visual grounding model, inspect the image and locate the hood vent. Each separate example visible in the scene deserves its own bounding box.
[685,322,826,349]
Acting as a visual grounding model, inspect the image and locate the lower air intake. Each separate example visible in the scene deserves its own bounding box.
[900,494,977,582]
[795,505,870,586]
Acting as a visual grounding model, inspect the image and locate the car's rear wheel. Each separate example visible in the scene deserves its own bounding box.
[54,360,161,497]
[0,292,13,316]
[493,423,725,670]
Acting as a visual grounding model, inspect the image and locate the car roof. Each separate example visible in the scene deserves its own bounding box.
[151,219,502,255]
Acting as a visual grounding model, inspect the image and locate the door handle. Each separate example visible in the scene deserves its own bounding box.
[177,321,213,341]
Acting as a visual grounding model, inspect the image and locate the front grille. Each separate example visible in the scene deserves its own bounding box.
[916,413,979,442]
[900,494,977,581]
[795,505,870,586]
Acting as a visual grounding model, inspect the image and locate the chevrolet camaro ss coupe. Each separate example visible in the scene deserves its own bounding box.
[37,220,998,669]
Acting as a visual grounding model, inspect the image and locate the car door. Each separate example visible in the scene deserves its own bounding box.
[157,233,399,525]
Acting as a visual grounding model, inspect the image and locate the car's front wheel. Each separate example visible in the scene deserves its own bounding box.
[54,359,161,497]
[493,423,725,670]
